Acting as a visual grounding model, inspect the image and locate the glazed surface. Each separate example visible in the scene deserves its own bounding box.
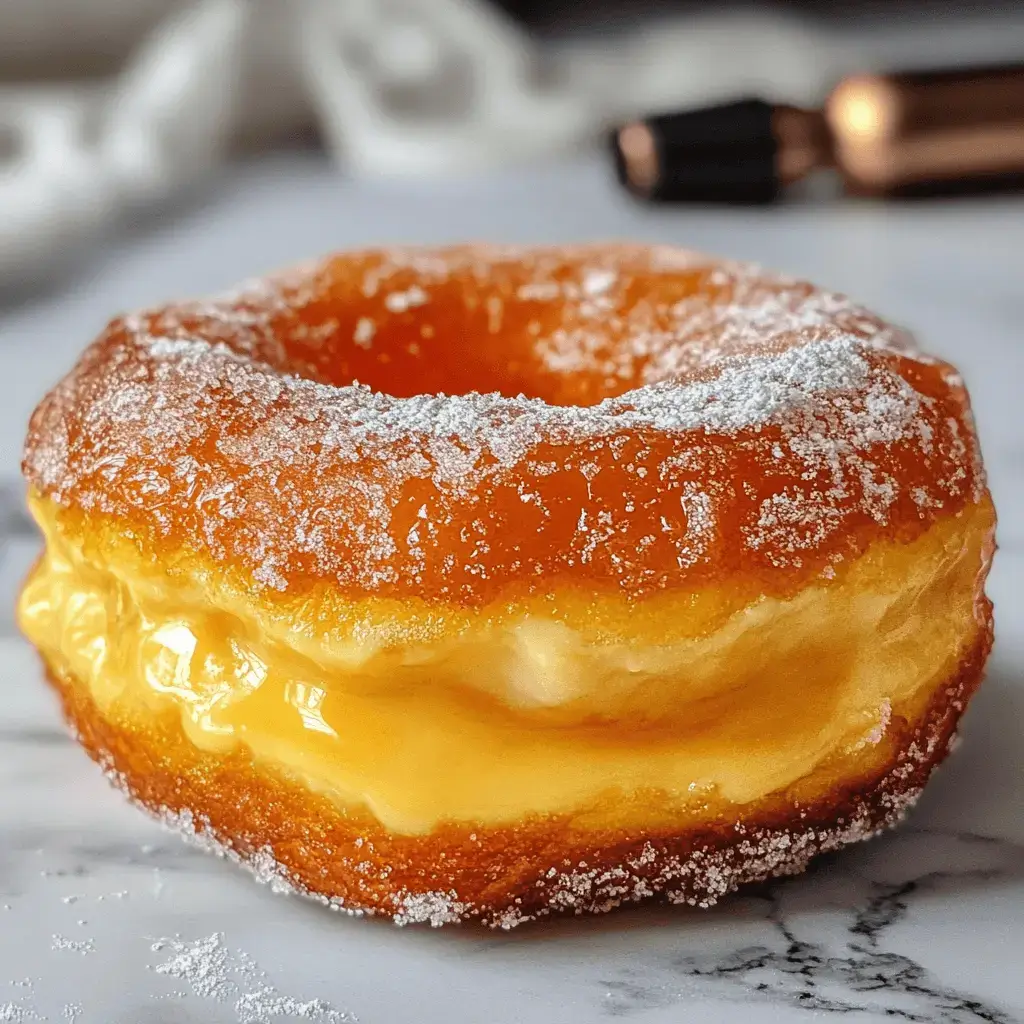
[23,245,983,606]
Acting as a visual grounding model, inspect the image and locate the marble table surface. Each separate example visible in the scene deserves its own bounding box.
[0,154,1021,1024]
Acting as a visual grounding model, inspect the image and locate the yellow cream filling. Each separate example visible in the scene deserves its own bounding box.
[19,495,990,835]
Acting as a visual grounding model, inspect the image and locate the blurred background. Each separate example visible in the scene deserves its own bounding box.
[2,0,1024,290]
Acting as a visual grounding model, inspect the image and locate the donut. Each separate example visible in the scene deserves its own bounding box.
[19,244,994,928]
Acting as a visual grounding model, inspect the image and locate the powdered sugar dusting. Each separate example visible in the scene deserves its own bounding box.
[384,285,428,313]
[0,1003,40,1023]
[23,244,983,604]
[50,935,94,955]
[149,931,356,1021]
[140,801,368,919]
[152,932,234,1000]
[392,890,470,927]
[352,317,375,349]
[856,700,893,750]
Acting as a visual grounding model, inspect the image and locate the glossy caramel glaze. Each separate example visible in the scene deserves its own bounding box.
[23,245,983,606]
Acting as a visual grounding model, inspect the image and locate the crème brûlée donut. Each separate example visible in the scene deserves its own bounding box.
[19,244,995,928]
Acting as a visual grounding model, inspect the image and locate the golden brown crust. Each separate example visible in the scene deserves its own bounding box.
[19,246,996,928]
[22,245,984,607]
[41,606,991,928]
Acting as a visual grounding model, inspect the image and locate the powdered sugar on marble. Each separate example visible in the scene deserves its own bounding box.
[149,931,356,1022]
[50,936,94,956]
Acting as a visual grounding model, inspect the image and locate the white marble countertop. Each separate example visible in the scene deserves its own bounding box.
[1,154,1021,1024]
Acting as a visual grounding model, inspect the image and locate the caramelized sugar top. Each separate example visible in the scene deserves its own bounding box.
[24,244,984,603]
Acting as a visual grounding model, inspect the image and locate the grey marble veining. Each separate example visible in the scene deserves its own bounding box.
[1,153,1022,1023]
[600,830,1024,1022]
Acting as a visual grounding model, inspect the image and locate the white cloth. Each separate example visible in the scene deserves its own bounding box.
[1,0,1022,291]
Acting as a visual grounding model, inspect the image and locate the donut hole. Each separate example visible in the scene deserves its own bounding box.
[321,294,637,407]
[270,253,738,408]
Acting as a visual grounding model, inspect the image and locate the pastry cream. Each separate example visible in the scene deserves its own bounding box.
[20,493,991,835]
